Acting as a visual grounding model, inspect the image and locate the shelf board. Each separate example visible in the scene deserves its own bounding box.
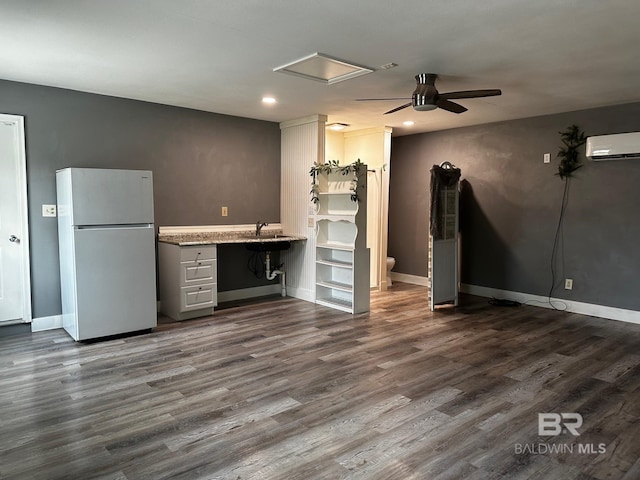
[316,242,354,251]
[315,214,356,222]
[318,191,353,196]
[315,296,353,313]
[316,259,353,269]
[316,280,353,293]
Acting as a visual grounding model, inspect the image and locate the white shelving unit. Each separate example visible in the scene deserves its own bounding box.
[314,167,369,314]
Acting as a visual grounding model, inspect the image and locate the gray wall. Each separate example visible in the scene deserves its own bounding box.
[0,79,281,318]
[389,102,640,311]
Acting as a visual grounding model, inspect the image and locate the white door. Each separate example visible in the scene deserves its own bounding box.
[0,114,30,324]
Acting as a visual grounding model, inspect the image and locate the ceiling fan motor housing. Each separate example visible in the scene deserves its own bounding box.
[412,73,438,111]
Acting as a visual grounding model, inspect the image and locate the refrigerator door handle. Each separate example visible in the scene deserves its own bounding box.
[76,224,152,230]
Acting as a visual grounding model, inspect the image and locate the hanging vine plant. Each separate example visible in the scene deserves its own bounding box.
[309,158,365,204]
[557,124,587,179]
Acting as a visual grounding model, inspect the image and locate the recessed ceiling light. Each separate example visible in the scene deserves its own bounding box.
[403,121,415,126]
[327,123,350,131]
[262,97,276,104]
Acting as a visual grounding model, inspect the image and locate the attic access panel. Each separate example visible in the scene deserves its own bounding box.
[274,53,373,85]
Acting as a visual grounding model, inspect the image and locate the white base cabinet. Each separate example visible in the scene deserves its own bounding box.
[159,243,217,321]
[316,246,370,313]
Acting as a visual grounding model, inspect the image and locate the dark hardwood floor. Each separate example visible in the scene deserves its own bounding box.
[1,283,639,479]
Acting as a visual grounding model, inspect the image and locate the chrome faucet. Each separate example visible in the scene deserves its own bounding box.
[256,221,268,236]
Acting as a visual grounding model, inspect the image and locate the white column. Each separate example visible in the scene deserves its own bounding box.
[279,115,327,302]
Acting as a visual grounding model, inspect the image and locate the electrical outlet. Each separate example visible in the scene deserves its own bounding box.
[544,153,551,164]
[308,217,314,228]
[564,278,573,290]
[221,206,228,217]
[42,204,57,217]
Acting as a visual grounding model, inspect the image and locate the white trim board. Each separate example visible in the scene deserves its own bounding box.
[279,114,327,130]
[159,224,282,235]
[286,286,315,303]
[36,285,295,332]
[1,114,32,324]
[390,272,430,286]
[217,284,282,303]
[31,314,63,332]
[385,274,640,325]
[461,283,640,325]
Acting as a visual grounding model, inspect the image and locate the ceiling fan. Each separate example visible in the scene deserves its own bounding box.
[357,73,502,114]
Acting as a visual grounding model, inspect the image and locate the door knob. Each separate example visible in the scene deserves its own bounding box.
[9,235,19,243]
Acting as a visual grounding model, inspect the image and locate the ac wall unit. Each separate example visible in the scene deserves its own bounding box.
[586,132,640,161]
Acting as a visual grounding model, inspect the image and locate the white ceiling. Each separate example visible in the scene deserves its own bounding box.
[2,1,640,136]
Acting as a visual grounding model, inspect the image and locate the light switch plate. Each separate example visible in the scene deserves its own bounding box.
[42,204,57,217]
[221,206,228,217]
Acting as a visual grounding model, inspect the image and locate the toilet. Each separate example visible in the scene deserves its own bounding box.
[386,257,396,287]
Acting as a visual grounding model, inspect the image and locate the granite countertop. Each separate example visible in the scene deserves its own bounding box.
[158,229,306,246]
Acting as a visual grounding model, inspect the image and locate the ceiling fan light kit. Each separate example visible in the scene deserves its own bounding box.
[413,103,438,112]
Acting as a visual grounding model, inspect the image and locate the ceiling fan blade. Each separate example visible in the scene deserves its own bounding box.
[439,89,502,100]
[356,97,411,101]
[384,102,412,115]
[436,99,468,114]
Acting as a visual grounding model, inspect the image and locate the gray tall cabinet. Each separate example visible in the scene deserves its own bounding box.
[429,162,460,310]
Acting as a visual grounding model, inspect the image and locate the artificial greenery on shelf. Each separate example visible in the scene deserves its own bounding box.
[309,158,365,204]
[557,124,587,179]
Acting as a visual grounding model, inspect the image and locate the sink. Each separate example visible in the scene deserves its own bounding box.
[241,234,282,239]
[239,234,292,252]
[245,239,291,252]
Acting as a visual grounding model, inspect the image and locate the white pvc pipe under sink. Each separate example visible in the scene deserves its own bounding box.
[265,251,286,297]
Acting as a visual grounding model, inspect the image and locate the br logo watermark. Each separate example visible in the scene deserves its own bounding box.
[514,412,606,456]
[538,413,582,436]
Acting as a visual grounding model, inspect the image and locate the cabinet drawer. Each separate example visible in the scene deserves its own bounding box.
[179,245,216,262]
[181,283,217,311]
[181,259,216,285]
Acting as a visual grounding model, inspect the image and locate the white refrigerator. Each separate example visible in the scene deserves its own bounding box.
[56,168,157,341]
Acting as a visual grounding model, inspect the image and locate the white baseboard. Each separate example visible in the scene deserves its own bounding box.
[31,314,63,332]
[461,283,640,325]
[218,284,316,304]
[390,272,430,286]
[285,286,315,303]
[37,285,307,330]
[217,284,282,303]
